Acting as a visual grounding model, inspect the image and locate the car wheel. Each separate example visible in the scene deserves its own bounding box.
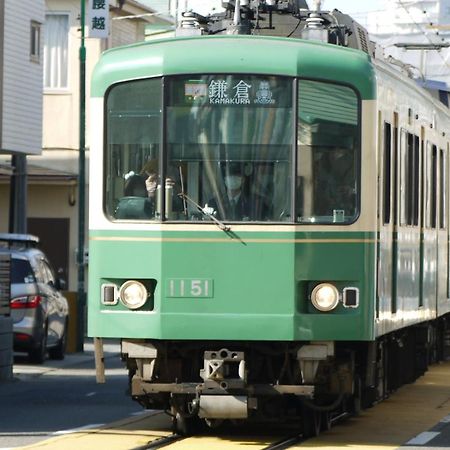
[49,320,68,360]
[28,326,47,364]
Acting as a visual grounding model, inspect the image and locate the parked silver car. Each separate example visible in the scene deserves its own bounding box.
[0,233,69,364]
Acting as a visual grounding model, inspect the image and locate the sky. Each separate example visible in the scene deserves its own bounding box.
[316,0,386,26]
[319,0,386,24]
[319,0,385,14]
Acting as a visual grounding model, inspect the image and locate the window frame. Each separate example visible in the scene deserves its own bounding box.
[43,12,70,91]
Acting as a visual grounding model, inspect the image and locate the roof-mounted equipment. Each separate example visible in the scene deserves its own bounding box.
[174,0,372,54]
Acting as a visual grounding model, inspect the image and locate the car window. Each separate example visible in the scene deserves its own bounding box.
[11,258,36,284]
[43,260,55,285]
[33,258,48,283]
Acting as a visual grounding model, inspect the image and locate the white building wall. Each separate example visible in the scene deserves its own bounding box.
[43,0,102,154]
[42,0,157,157]
[2,0,44,155]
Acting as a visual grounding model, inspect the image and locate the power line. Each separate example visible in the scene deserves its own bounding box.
[382,0,450,77]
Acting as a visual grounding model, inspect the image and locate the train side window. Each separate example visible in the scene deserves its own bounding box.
[399,129,408,226]
[412,135,420,226]
[393,122,399,227]
[400,130,419,226]
[425,142,438,229]
[431,145,438,229]
[440,148,446,229]
[383,122,391,225]
[407,133,413,225]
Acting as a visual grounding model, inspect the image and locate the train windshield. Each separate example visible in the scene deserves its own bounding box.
[105,76,360,224]
[166,75,293,222]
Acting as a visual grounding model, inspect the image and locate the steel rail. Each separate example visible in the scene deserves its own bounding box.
[137,434,185,449]
[262,434,306,449]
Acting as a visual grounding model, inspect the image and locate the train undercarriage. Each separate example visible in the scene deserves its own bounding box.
[121,316,450,435]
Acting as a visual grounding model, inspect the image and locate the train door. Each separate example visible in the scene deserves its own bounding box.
[447,142,450,308]
[376,114,389,324]
[377,112,399,324]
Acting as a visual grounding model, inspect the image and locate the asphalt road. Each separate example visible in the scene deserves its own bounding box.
[0,339,144,449]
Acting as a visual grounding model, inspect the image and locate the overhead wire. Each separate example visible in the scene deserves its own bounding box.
[396,0,450,74]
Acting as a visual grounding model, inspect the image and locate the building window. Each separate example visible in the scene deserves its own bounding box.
[43,14,69,89]
[30,21,41,63]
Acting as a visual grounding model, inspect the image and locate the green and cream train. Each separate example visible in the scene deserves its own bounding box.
[88,2,450,434]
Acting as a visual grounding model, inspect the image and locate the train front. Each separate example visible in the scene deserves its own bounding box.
[88,19,377,432]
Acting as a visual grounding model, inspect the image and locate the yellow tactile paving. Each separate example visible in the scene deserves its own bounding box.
[301,360,450,449]
[18,411,173,450]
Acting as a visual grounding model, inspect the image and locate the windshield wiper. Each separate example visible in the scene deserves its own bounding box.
[178,192,230,232]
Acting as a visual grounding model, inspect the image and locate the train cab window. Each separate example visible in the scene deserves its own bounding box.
[105,78,162,220]
[165,75,293,222]
[296,80,359,224]
[104,75,361,225]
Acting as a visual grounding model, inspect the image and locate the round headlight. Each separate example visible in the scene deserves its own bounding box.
[311,283,340,312]
[119,280,148,310]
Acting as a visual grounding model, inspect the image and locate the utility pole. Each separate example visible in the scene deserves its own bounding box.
[8,155,27,234]
[77,0,86,352]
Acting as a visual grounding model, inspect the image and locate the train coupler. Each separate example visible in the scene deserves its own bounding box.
[200,348,246,389]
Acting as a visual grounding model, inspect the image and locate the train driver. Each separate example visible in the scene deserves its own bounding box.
[141,159,184,217]
[206,163,271,221]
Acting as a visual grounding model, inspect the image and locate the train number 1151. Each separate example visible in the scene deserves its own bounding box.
[166,278,213,298]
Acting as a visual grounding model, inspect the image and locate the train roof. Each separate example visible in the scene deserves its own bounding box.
[91,35,376,100]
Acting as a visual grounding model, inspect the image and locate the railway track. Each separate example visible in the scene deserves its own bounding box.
[137,413,349,450]
[138,411,351,450]
[138,414,365,450]
[139,432,308,450]
[138,433,184,449]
